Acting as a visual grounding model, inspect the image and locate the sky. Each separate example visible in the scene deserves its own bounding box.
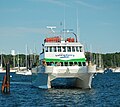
[0,0,120,54]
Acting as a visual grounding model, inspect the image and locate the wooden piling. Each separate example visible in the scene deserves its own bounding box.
[1,63,10,94]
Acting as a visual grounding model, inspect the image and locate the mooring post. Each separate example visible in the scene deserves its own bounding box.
[1,62,10,94]
[6,62,10,93]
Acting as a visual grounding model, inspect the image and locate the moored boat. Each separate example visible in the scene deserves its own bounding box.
[113,67,120,73]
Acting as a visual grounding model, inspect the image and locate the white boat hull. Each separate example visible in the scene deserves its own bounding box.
[32,65,96,89]
[16,70,32,75]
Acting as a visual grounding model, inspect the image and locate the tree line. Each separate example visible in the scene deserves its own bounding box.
[0,54,39,69]
[85,52,120,68]
[0,52,120,69]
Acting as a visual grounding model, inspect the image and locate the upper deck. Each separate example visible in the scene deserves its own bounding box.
[40,36,86,66]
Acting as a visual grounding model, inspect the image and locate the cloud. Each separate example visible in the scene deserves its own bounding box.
[0,8,22,13]
[0,27,51,37]
[27,0,70,7]
[100,22,112,26]
[75,0,103,10]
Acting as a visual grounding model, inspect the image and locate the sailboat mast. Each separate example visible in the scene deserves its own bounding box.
[18,52,20,70]
[26,44,28,70]
[1,52,2,68]
[99,53,102,68]
[76,8,79,42]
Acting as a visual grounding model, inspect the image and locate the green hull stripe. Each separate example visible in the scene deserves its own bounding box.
[44,58,86,62]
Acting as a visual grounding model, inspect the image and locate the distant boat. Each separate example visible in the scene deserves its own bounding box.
[113,67,120,73]
[95,53,104,73]
[15,46,32,75]
[96,67,104,73]
[16,69,32,75]
[0,52,4,73]
[104,68,113,73]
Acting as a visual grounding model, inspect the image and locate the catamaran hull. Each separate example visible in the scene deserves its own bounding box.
[32,66,96,89]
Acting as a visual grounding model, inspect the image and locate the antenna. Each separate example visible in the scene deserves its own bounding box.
[76,8,80,42]
[47,26,56,33]
[63,6,66,40]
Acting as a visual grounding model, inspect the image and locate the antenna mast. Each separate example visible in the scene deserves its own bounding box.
[63,6,66,40]
[47,26,56,33]
[76,8,80,42]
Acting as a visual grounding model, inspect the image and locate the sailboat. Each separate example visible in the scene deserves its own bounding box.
[0,52,5,73]
[112,55,120,73]
[96,53,104,73]
[16,46,32,75]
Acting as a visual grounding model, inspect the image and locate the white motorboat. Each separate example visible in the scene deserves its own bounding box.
[16,69,32,75]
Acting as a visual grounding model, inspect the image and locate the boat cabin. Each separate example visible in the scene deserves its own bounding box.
[40,36,86,67]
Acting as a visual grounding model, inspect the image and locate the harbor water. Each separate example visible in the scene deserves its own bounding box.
[0,72,120,107]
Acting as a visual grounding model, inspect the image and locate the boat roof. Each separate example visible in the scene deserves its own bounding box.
[44,36,83,46]
[44,42,83,46]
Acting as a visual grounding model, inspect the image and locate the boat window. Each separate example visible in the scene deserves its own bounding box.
[65,62,68,66]
[79,46,82,52]
[72,47,75,52]
[50,47,52,52]
[56,62,61,66]
[74,62,78,65]
[76,47,79,52]
[82,62,86,66]
[61,62,63,66]
[50,62,56,66]
[67,46,71,52]
[69,62,73,66]
[53,46,57,52]
[46,62,51,66]
[78,62,82,66]
[58,46,61,52]
[45,47,48,52]
[55,62,57,65]
[62,46,66,52]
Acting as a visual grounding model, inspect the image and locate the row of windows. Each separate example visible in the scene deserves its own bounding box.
[42,61,86,66]
[45,46,83,52]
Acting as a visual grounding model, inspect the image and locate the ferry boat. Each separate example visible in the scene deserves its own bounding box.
[32,30,96,89]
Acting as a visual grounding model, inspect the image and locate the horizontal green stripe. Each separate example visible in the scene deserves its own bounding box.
[44,58,86,62]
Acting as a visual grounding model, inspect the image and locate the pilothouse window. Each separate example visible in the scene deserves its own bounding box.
[58,46,61,52]
[53,46,57,52]
[80,46,82,52]
[67,46,71,52]
[49,47,52,52]
[45,47,48,52]
[72,47,75,52]
[76,47,79,52]
[62,47,66,52]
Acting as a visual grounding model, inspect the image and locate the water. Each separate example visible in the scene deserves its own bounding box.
[0,73,120,107]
